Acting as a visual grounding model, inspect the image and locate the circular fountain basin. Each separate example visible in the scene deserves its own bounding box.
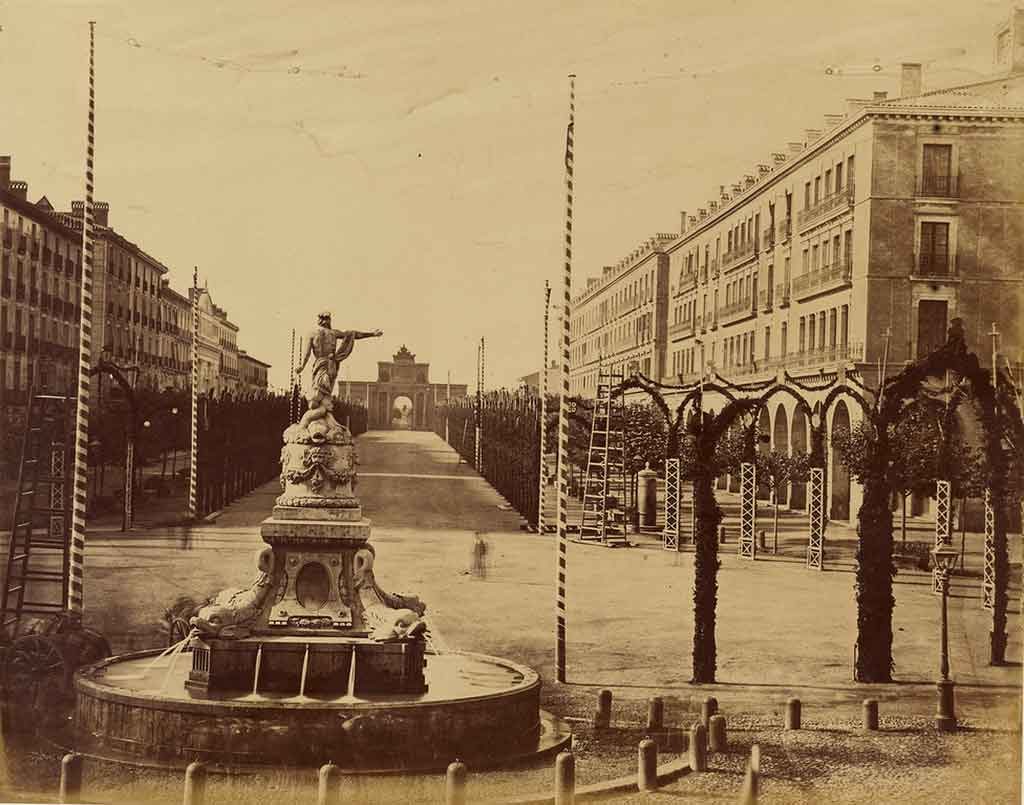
[74,649,570,772]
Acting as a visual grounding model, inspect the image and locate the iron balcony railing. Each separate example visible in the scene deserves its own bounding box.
[719,296,757,324]
[790,259,852,301]
[916,254,953,278]
[722,240,756,270]
[668,317,695,338]
[919,172,960,198]
[796,184,855,232]
[679,272,698,293]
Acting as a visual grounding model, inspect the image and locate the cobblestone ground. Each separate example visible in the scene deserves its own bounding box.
[1,430,1020,804]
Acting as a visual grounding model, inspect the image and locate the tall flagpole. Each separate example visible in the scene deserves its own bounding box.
[555,74,575,683]
[539,281,551,534]
[289,328,296,424]
[475,339,483,469]
[188,267,199,519]
[67,21,97,614]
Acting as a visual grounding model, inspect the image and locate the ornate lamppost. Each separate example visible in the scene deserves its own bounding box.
[932,542,959,732]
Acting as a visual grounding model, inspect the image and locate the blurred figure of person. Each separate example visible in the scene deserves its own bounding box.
[470,532,490,579]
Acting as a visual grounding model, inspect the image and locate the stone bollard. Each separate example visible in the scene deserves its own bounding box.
[785,698,801,730]
[446,761,467,805]
[594,688,613,729]
[738,743,760,805]
[708,714,727,753]
[317,762,341,805]
[638,464,658,527]
[701,696,718,728]
[183,761,207,805]
[554,750,575,805]
[637,737,658,792]
[862,699,879,731]
[688,722,707,772]
[646,696,664,731]
[58,753,83,804]
[718,525,728,544]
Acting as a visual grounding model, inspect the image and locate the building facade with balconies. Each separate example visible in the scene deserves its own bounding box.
[238,351,271,394]
[660,52,1024,524]
[569,233,675,397]
[159,280,193,391]
[61,202,172,392]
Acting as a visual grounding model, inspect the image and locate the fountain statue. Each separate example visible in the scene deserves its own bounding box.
[73,319,569,771]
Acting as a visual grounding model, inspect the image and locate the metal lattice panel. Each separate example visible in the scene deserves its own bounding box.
[982,489,995,610]
[663,458,680,551]
[738,462,756,560]
[807,468,824,570]
[933,480,951,594]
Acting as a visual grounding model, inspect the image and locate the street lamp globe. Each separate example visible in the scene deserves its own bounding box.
[932,544,958,573]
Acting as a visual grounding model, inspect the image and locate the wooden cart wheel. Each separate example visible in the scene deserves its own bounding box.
[169,617,191,646]
[6,634,72,726]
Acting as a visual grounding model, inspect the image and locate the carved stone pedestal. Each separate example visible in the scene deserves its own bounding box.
[187,417,428,697]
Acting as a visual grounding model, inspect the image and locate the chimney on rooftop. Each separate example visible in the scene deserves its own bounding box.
[787,142,804,157]
[846,98,871,116]
[0,156,10,189]
[698,208,708,220]
[994,8,1024,76]
[94,202,110,228]
[688,214,698,229]
[804,129,822,144]
[680,210,688,234]
[758,164,771,176]
[824,114,845,129]
[9,181,27,201]
[873,91,888,102]
[772,152,787,166]
[900,63,923,97]
[744,175,756,188]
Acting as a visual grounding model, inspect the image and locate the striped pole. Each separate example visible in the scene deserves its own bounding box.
[67,21,97,614]
[539,281,551,534]
[188,267,199,519]
[288,328,296,424]
[475,339,482,469]
[555,74,575,683]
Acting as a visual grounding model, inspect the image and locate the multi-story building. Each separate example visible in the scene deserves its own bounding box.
[569,233,675,396]
[0,158,83,406]
[61,202,172,392]
[158,280,192,391]
[570,20,1024,524]
[238,351,271,394]
[518,361,560,394]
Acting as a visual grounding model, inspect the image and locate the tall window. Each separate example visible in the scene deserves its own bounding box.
[798,317,806,353]
[835,161,843,192]
[764,326,771,360]
[922,144,953,196]
[917,300,948,358]
[814,177,821,204]
[919,222,950,275]
[802,249,809,273]
[804,182,811,210]
[825,169,832,196]
[840,305,848,347]
[781,322,788,355]
[846,155,855,188]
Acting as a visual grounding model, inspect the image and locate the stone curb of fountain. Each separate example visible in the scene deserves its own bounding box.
[496,755,690,804]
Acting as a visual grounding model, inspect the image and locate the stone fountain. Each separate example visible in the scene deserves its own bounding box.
[73,318,569,771]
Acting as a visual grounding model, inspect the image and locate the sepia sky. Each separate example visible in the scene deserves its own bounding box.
[0,0,1009,391]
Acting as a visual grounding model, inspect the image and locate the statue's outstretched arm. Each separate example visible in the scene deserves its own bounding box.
[351,329,384,340]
